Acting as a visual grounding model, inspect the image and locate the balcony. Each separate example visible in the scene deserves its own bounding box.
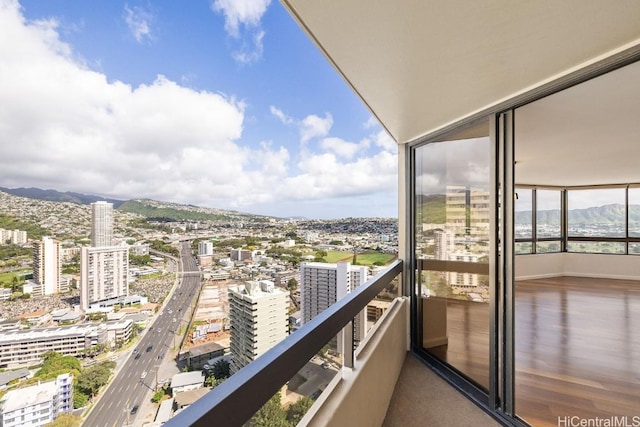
[165,260,498,426]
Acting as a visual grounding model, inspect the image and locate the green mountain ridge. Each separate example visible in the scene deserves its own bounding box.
[515,203,640,225]
[118,199,273,223]
[0,187,272,223]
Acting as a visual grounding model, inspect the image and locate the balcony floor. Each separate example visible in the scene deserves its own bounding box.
[383,353,500,427]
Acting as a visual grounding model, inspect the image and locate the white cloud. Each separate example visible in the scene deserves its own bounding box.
[232,28,264,65]
[123,4,153,43]
[211,0,270,64]
[373,130,397,152]
[0,2,253,208]
[282,151,397,200]
[364,116,379,129]
[320,137,369,160]
[211,0,270,37]
[300,113,333,143]
[0,1,397,218]
[270,105,294,125]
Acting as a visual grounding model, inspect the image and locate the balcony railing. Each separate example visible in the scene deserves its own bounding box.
[166,259,403,427]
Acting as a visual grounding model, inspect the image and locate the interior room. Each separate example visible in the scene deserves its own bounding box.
[512,60,640,426]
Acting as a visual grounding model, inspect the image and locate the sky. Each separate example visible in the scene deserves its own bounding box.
[0,0,398,219]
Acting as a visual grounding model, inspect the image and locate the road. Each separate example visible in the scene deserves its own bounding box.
[83,242,200,427]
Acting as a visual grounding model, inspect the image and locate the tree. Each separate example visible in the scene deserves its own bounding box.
[286,396,314,425]
[246,394,288,427]
[44,412,81,427]
[152,390,165,403]
[77,364,111,398]
[212,359,231,380]
[37,353,81,377]
[286,278,298,292]
[73,390,88,409]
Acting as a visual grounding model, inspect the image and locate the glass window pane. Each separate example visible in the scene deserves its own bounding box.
[567,189,625,237]
[535,241,560,253]
[628,188,640,237]
[628,242,640,255]
[566,241,625,254]
[415,132,490,391]
[536,190,561,238]
[515,242,532,255]
[515,188,532,239]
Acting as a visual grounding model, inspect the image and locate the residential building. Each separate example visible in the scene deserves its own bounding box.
[0,373,73,427]
[300,262,368,334]
[229,248,252,262]
[228,280,289,373]
[198,240,213,256]
[80,246,129,311]
[0,324,107,368]
[0,368,30,390]
[166,3,640,427]
[170,371,205,394]
[32,236,62,296]
[91,201,113,247]
[106,318,133,348]
[299,261,369,354]
[0,229,27,246]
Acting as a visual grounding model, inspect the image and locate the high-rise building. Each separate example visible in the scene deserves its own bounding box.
[32,236,63,296]
[300,261,368,346]
[0,229,27,246]
[434,229,454,261]
[80,246,129,311]
[0,373,73,427]
[91,201,113,247]
[198,240,213,256]
[228,280,289,373]
[300,261,368,324]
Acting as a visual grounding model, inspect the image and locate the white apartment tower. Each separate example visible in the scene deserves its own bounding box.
[300,261,368,324]
[80,246,129,311]
[0,229,27,245]
[300,262,369,346]
[32,236,63,296]
[0,373,73,427]
[91,201,113,247]
[228,280,289,373]
[434,230,454,261]
[198,240,213,256]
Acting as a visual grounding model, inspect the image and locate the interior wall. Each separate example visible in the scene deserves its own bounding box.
[515,253,640,280]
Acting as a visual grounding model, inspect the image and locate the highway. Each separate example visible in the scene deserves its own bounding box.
[83,242,200,427]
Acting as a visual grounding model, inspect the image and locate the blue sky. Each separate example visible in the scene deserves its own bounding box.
[0,0,398,219]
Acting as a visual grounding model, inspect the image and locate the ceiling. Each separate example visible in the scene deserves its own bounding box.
[515,61,640,187]
[282,0,640,145]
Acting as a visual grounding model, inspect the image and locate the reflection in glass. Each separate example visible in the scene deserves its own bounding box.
[415,133,490,390]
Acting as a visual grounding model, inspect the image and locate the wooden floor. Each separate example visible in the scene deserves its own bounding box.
[425,276,640,427]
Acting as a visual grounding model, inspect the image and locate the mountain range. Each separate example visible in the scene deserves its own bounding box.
[3,187,636,225]
[0,187,269,223]
[515,204,640,225]
[0,187,126,208]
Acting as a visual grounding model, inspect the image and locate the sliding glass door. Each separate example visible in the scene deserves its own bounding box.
[414,122,492,391]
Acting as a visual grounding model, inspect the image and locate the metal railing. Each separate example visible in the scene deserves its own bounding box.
[166,259,403,427]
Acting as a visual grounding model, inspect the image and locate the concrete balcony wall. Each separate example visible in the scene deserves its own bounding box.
[300,297,409,427]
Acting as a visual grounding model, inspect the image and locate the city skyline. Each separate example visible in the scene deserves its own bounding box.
[0,0,398,220]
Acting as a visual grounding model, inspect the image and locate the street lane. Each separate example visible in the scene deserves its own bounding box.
[83,242,200,427]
